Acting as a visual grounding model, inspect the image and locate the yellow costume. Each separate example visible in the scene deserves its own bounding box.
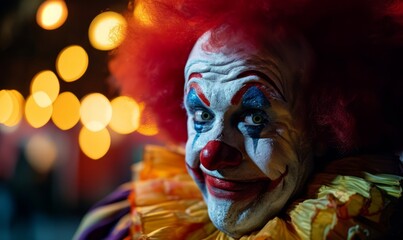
[74,145,403,239]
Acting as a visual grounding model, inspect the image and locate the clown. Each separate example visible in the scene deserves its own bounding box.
[183,28,312,236]
[75,0,403,239]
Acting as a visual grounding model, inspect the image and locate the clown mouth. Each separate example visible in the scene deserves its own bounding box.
[206,174,270,200]
[186,163,287,201]
[205,173,287,200]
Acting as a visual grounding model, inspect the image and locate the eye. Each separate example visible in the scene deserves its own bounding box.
[243,112,267,126]
[194,109,214,122]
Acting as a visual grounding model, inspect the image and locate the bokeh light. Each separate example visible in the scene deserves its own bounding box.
[79,127,111,160]
[25,134,58,174]
[25,95,53,128]
[80,93,112,132]
[0,90,13,124]
[56,45,89,82]
[52,92,81,130]
[31,70,60,107]
[133,2,152,26]
[109,96,140,134]
[36,0,68,30]
[137,122,159,136]
[137,108,159,136]
[3,90,25,127]
[88,11,127,51]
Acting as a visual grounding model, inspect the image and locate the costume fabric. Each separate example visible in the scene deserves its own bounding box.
[74,145,403,240]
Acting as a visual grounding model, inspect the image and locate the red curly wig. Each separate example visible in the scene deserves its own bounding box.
[109,0,403,154]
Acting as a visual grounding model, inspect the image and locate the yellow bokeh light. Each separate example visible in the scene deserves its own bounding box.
[25,134,58,174]
[25,95,53,128]
[36,0,68,30]
[33,91,52,107]
[31,70,60,107]
[80,93,112,132]
[79,127,111,160]
[137,108,159,136]
[133,2,153,26]
[52,92,80,130]
[3,90,25,127]
[56,45,89,82]
[109,96,140,134]
[88,11,127,51]
[137,122,159,136]
[0,90,13,123]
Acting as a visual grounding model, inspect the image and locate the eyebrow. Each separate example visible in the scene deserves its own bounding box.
[188,72,202,81]
[187,82,210,106]
[231,82,273,105]
[237,70,285,101]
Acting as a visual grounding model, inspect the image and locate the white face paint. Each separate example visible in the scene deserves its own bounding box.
[184,30,312,238]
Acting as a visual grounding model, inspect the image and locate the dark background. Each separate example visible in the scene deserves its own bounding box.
[0,1,154,239]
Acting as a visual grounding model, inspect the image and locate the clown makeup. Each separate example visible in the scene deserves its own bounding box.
[184,30,312,237]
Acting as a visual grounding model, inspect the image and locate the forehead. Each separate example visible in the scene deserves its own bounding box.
[184,31,284,94]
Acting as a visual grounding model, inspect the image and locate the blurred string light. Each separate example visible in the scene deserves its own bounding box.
[0,90,13,124]
[80,93,112,132]
[3,3,159,160]
[79,127,111,160]
[137,107,159,136]
[36,0,68,30]
[25,95,53,128]
[3,90,25,127]
[51,92,81,130]
[31,70,60,107]
[56,45,89,82]
[0,89,24,127]
[137,121,159,136]
[133,2,152,26]
[88,11,127,51]
[25,133,58,174]
[109,96,140,134]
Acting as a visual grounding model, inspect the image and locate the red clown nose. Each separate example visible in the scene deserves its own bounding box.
[199,140,243,170]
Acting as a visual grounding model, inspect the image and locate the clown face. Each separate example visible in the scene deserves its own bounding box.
[184,30,312,237]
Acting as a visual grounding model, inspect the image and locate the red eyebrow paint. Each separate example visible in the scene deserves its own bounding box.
[188,82,210,106]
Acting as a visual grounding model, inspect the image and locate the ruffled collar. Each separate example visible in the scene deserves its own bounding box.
[128,146,403,239]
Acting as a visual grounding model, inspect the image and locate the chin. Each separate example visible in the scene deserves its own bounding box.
[186,149,312,237]
[205,176,296,237]
[206,198,262,238]
[205,160,311,237]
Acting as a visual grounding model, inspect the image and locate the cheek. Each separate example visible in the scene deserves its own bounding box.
[245,138,274,172]
[185,115,225,165]
[245,138,290,180]
[185,118,215,167]
[185,119,199,167]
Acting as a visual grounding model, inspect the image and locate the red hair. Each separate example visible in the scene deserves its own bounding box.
[110,0,403,153]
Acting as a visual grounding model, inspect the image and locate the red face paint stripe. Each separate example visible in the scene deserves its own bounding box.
[188,82,211,106]
[231,82,272,105]
[237,70,286,101]
[189,72,202,80]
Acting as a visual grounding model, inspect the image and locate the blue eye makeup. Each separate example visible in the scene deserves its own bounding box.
[186,88,205,109]
[238,110,268,137]
[237,109,270,152]
[236,86,271,140]
[241,86,271,109]
[185,88,214,133]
